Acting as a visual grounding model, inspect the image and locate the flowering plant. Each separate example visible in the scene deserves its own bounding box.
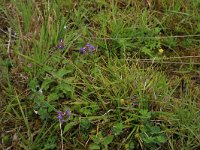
[57,109,71,123]
[80,43,96,54]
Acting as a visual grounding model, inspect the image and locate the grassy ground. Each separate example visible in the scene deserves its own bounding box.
[1,0,200,149]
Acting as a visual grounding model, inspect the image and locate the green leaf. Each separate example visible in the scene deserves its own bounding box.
[64,122,76,133]
[80,119,90,130]
[156,135,166,144]
[89,143,100,150]
[41,78,54,90]
[55,68,72,78]
[28,78,38,92]
[149,125,161,134]
[47,104,55,112]
[90,133,103,144]
[129,142,135,150]
[139,109,151,119]
[141,47,153,58]
[90,102,99,113]
[57,83,74,97]
[38,108,49,120]
[48,93,59,101]
[102,135,114,146]
[43,65,53,72]
[112,122,124,136]
[143,135,155,144]
[44,136,57,149]
[80,107,92,116]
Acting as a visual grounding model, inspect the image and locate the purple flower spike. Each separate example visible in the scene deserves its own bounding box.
[66,109,71,117]
[56,38,65,50]
[57,114,62,120]
[57,109,71,122]
[57,111,62,120]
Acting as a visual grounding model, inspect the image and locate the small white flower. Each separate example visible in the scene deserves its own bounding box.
[39,89,43,94]
[34,110,38,114]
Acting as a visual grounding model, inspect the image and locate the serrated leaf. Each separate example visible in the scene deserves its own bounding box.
[57,83,74,98]
[48,93,59,101]
[149,125,161,134]
[55,68,72,78]
[156,135,166,144]
[142,135,154,144]
[139,109,151,119]
[41,78,54,90]
[58,83,73,93]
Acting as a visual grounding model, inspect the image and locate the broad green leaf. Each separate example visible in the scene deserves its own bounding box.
[57,83,73,94]
[102,135,114,146]
[54,68,72,78]
[47,93,59,101]
[89,143,100,150]
[55,82,74,98]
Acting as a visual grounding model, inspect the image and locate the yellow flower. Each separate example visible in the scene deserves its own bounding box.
[159,48,164,54]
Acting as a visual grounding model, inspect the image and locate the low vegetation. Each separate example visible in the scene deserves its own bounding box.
[1,0,200,149]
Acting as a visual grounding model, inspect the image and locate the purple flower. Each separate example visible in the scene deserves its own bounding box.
[57,109,71,122]
[80,47,86,54]
[65,109,71,117]
[57,111,63,120]
[57,115,62,119]
[85,43,95,50]
[80,43,96,54]
[56,38,65,50]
